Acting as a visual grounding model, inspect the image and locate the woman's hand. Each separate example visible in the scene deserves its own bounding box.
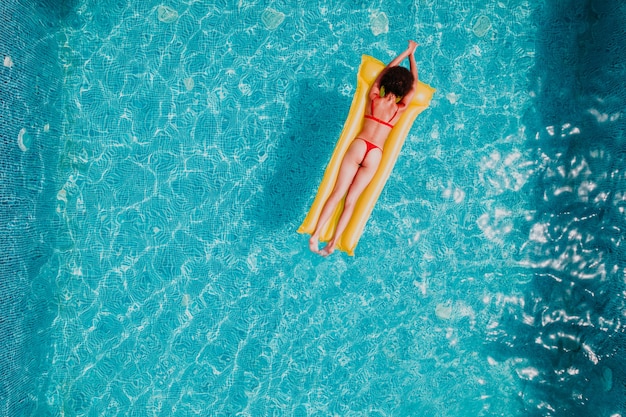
[408,40,419,54]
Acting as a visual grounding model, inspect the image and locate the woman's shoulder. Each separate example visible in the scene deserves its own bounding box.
[368,85,381,100]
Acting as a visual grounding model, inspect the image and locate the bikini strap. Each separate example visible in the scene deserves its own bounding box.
[370,97,397,124]
[388,107,398,124]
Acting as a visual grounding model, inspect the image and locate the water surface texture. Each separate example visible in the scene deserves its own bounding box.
[21,0,626,416]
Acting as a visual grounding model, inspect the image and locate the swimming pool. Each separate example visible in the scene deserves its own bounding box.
[2,0,624,415]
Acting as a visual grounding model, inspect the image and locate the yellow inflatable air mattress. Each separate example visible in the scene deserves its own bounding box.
[298,54,435,256]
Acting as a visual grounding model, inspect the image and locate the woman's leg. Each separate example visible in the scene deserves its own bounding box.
[321,147,382,256]
[309,141,366,253]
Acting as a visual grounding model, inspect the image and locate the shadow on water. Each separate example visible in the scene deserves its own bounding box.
[248,78,349,234]
[486,1,626,415]
[33,0,78,21]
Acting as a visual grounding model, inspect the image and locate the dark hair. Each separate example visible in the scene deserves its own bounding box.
[380,66,414,97]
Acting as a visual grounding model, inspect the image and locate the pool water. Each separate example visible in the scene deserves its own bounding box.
[23,0,626,415]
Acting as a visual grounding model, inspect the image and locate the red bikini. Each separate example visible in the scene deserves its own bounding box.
[364,98,398,128]
[355,138,381,163]
[356,98,398,163]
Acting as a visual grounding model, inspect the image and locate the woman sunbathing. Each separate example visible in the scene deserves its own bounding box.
[309,40,419,256]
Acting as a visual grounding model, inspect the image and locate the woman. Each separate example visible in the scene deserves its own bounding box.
[309,41,419,256]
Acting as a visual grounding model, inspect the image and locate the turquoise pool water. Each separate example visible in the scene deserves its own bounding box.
[5,0,624,416]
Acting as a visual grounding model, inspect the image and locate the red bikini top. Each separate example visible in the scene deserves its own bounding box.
[364,98,398,128]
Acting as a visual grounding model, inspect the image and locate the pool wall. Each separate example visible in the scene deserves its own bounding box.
[0,0,69,414]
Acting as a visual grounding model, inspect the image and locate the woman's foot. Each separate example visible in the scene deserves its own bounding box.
[320,240,336,257]
[309,235,320,254]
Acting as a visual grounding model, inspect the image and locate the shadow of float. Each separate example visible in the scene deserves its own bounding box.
[248,78,349,234]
